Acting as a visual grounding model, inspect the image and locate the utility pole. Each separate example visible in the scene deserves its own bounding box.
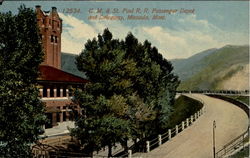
[213,120,216,158]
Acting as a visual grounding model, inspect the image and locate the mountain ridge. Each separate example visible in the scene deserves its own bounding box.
[171,45,249,91]
[171,48,218,81]
[61,52,86,78]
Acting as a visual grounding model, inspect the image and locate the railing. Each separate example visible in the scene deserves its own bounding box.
[32,143,57,158]
[177,90,249,95]
[215,129,249,158]
[111,94,205,157]
[32,136,73,158]
[39,135,72,146]
[145,107,204,154]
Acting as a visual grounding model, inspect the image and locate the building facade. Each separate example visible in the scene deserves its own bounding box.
[35,6,88,128]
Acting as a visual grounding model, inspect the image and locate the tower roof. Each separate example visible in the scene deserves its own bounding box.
[38,65,89,84]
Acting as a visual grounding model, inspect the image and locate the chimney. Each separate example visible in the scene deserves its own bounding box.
[35,5,41,10]
[52,7,57,12]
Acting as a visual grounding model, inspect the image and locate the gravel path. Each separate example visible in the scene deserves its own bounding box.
[139,94,249,158]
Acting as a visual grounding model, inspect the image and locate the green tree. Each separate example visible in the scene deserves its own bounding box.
[73,29,179,156]
[0,6,46,157]
[124,34,180,133]
[74,29,138,157]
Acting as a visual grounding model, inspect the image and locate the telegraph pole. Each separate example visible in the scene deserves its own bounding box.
[213,120,216,158]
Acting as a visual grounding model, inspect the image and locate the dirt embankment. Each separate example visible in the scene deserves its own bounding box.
[220,64,249,90]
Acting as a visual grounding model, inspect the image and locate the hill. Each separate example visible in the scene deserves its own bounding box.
[61,52,86,78]
[171,45,249,91]
[171,48,217,81]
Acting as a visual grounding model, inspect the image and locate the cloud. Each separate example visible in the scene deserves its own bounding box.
[140,14,247,58]
[58,12,248,59]
[59,13,97,39]
[136,15,224,58]
[141,26,188,58]
[177,14,217,32]
[58,13,99,54]
[58,13,131,54]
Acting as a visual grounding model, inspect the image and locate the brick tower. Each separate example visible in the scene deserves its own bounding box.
[36,5,62,69]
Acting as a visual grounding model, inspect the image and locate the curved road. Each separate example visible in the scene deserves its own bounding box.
[140,94,248,158]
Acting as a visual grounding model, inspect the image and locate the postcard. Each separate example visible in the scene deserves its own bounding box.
[0,1,249,158]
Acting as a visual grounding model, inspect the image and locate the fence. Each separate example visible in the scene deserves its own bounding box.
[122,106,205,157]
[40,135,72,146]
[215,129,249,158]
[32,143,56,158]
[32,136,73,158]
[32,144,89,158]
[145,107,204,153]
[177,90,249,96]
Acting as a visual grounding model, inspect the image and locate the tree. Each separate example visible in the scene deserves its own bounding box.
[0,6,46,157]
[73,29,179,156]
[124,34,180,133]
[73,30,137,157]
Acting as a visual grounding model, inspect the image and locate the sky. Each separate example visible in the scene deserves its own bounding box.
[0,1,249,59]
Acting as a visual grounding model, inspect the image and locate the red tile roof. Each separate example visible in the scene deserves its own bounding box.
[38,65,88,84]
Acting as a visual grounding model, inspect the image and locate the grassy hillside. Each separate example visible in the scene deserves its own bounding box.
[167,95,203,129]
[226,96,249,106]
[171,48,217,81]
[172,45,249,91]
[61,52,86,78]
